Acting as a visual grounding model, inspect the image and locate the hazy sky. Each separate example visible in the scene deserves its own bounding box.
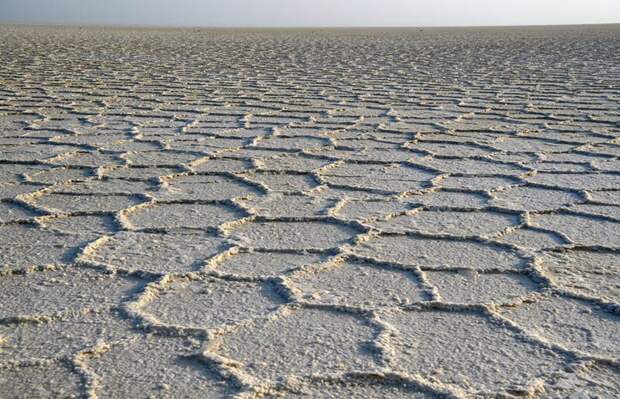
[1,0,619,27]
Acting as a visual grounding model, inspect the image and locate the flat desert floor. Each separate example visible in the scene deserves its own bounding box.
[0,25,619,398]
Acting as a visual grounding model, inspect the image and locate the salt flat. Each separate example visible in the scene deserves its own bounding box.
[0,24,619,398]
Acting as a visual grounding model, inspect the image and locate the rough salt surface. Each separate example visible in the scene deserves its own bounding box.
[1,25,619,397]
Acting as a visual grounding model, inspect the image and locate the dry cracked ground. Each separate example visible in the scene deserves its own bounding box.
[0,25,619,398]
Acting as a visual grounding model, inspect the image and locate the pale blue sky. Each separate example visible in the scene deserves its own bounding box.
[1,0,619,27]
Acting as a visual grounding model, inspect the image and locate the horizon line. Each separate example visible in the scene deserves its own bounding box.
[1,21,619,30]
